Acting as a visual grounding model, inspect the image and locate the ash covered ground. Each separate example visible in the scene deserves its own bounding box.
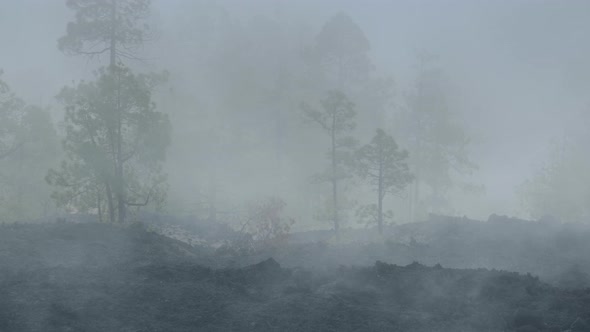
[1,215,589,331]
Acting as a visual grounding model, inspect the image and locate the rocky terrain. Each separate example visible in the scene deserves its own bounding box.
[0,220,589,331]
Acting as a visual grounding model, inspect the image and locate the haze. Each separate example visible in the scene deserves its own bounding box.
[2,0,590,228]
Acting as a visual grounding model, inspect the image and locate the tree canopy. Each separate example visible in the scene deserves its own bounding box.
[520,138,590,222]
[59,0,152,66]
[396,55,476,220]
[49,0,170,223]
[355,128,412,233]
[312,12,373,90]
[302,90,357,233]
[47,67,169,222]
[0,72,60,221]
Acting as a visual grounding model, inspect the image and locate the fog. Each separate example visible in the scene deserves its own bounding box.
[3,2,590,330]
[2,0,590,227]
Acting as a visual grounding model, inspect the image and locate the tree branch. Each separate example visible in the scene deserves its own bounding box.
[77,47,111,56]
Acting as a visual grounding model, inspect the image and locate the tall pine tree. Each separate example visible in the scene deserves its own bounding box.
[48,0,169,223]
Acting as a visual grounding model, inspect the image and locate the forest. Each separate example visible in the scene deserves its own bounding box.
[0,1,590,331]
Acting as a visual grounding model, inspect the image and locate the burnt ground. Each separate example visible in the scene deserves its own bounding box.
[0,222,589,331]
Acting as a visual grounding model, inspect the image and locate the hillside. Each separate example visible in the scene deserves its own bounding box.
[0,222,589,331]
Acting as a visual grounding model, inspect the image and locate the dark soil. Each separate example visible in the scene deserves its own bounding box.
[234,215,590,289]
[0,222,589,331]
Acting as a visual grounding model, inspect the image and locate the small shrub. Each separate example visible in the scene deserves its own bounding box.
[233,197,295,253]
[249,197,294,247]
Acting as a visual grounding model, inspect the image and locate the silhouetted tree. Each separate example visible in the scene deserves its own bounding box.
[59,0,152,67]
[302,90,357,234]
[310,12,373,90]
[0,72,60,221]
[519,137,590,222]
[47,67,170,223]
[0,71,25,160]
[396,53,476,220]
[49,0,169,223]
[355,129,412,233]
[6,108,60,220]
[308,12,391,137]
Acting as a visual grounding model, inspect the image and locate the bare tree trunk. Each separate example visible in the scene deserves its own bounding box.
[413,177,420,222]
[377,189,383,234]
[331,116,339,235]
[16,143,24,219]
[105,183,115,223]
[332,177,339,233]
[97,192,103,223]
[109,0,117,69]
[377,150,383,234]
[116,167,125,222]
[106,0,123,223]
[412,138,422,222]
[408,184,413,223]
[115,68,126,223]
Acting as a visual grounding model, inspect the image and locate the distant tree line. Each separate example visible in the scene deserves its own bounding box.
[0,0,488,234]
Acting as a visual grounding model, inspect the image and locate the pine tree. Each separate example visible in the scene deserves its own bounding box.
[302,90,357,233]
[356,129,412,233]
[48,0,169,223]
